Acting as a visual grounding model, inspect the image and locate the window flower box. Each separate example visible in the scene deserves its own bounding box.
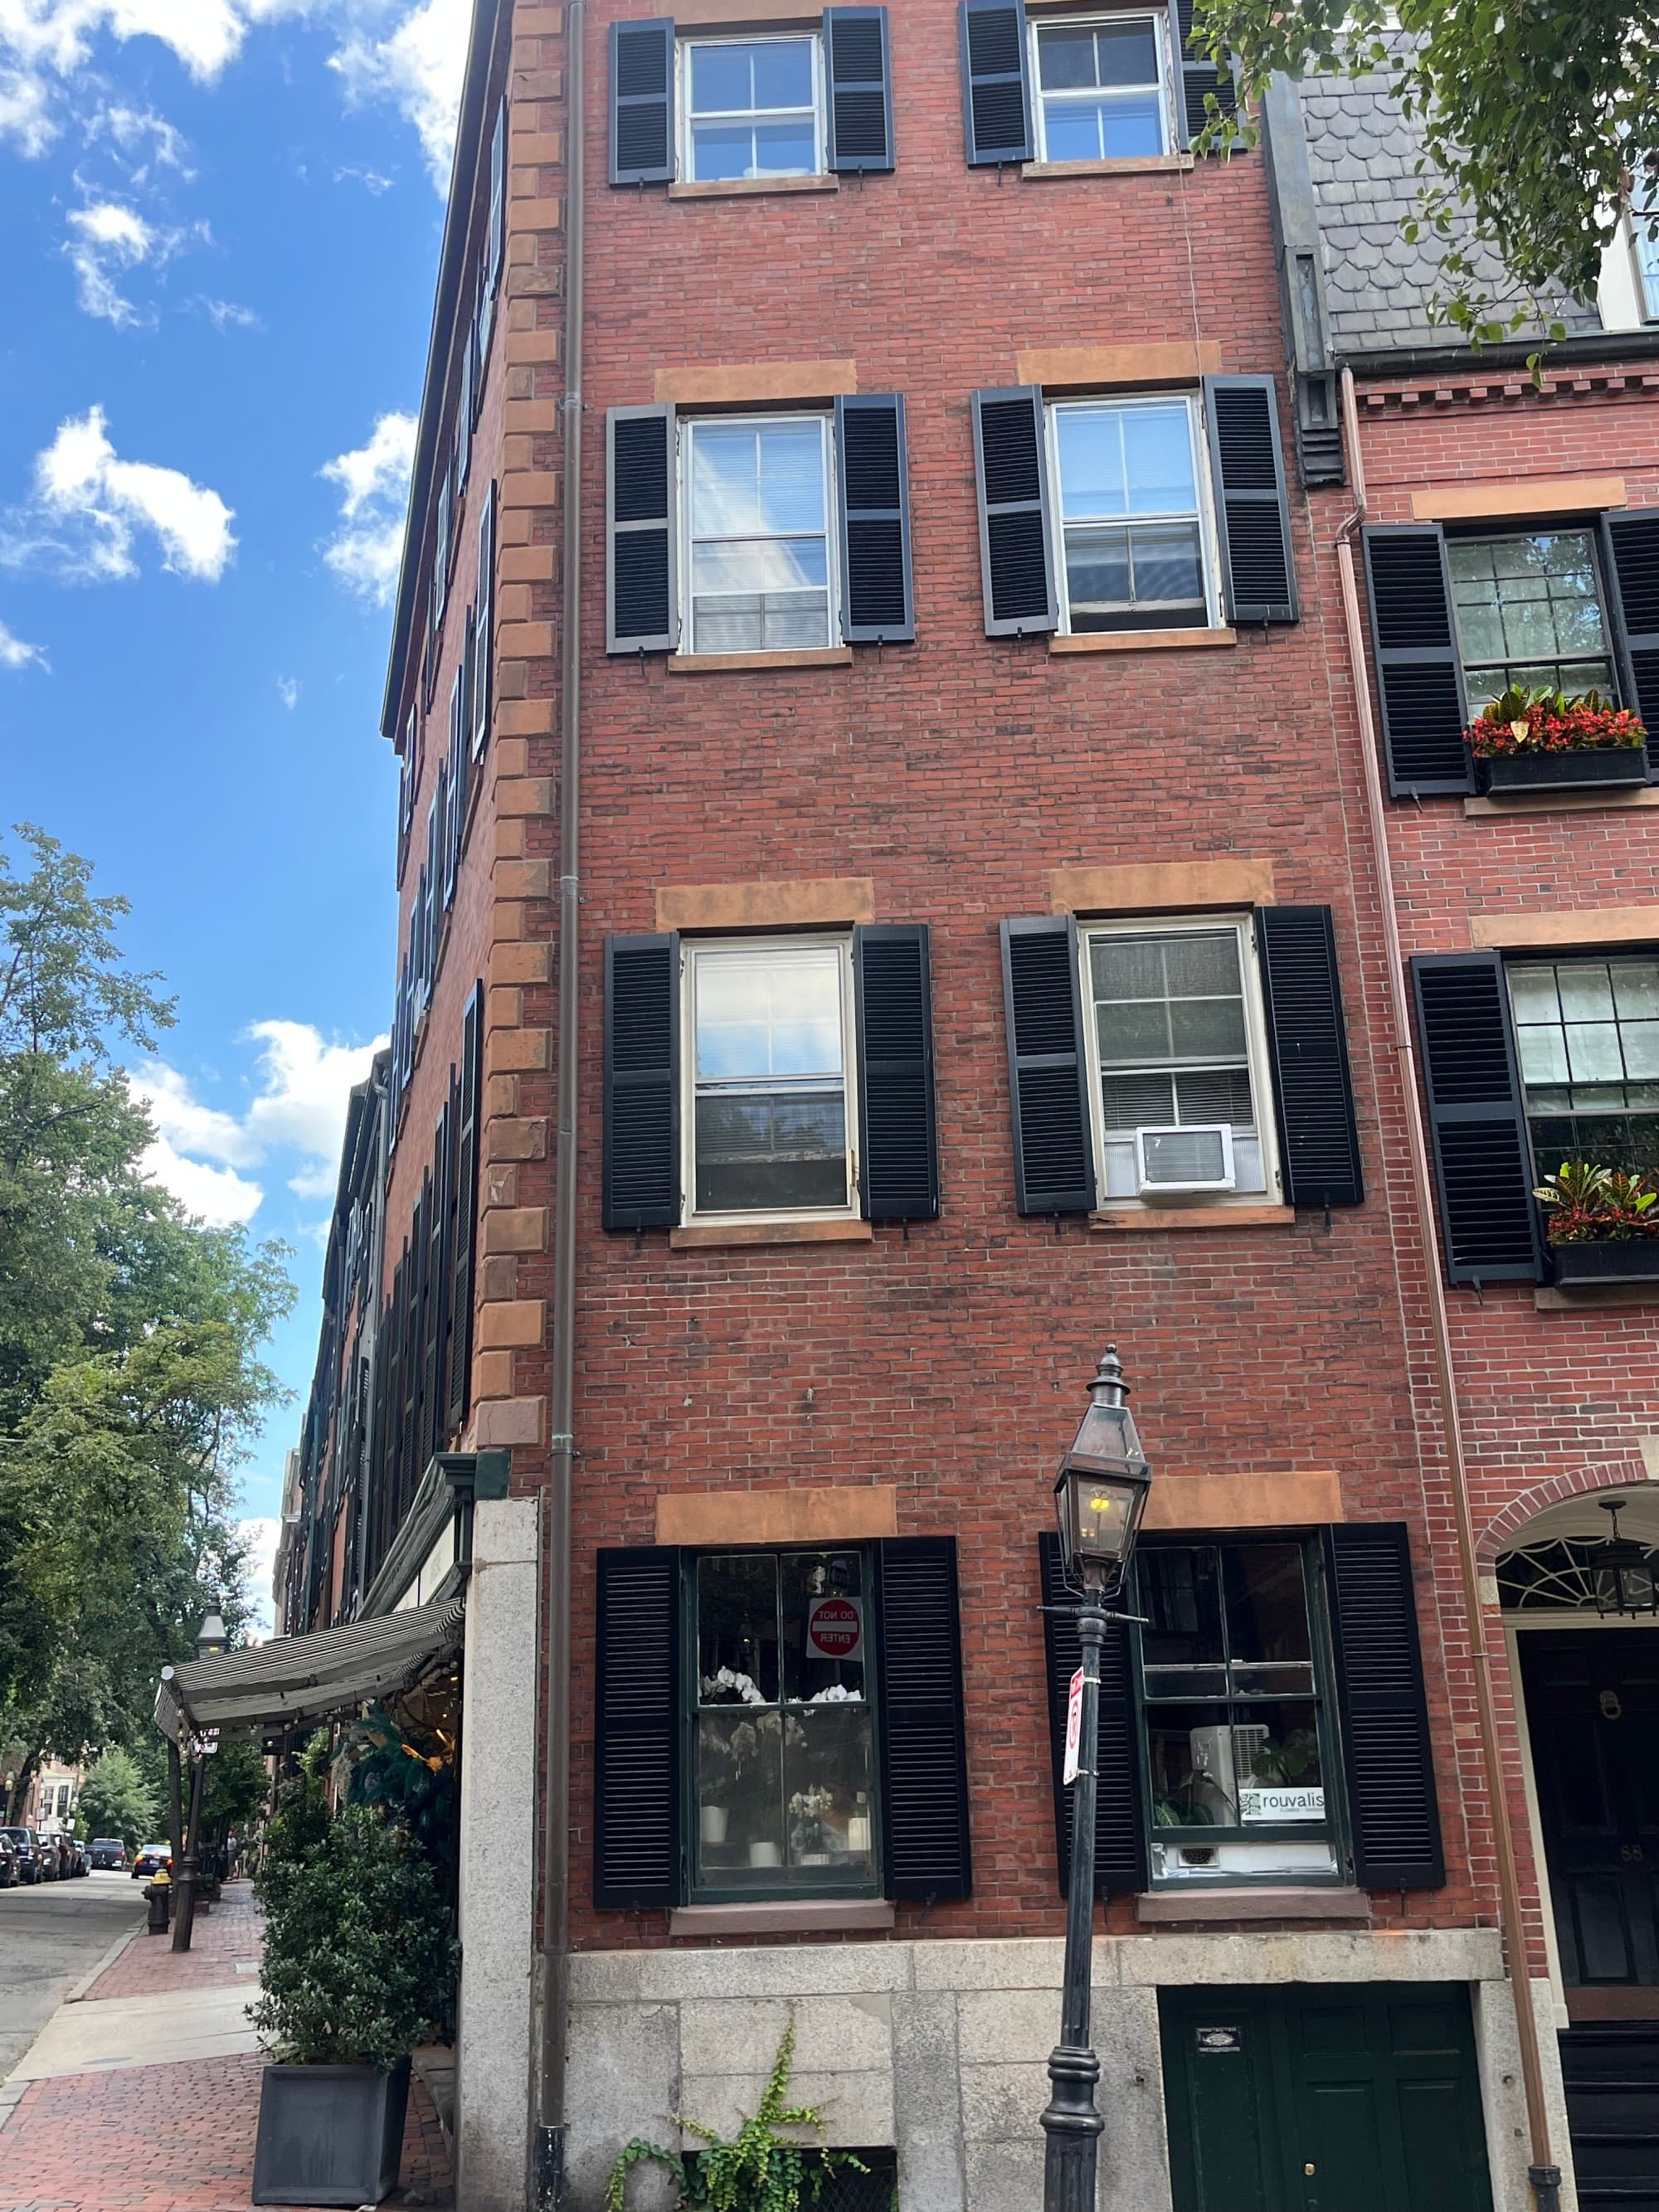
[1469,686,1648,794]
[1536,1163,1659,1282]
[1480,746,1650,793]
[1550,1241,1659,1285]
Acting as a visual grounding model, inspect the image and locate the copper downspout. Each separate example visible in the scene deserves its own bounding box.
[1333,365,1561,2210]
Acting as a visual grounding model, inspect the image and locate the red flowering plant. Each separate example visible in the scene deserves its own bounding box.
[1468,684,1647,759]
[1534,1159,1659,1244]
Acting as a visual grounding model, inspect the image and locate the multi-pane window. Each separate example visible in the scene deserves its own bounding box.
[1048,396,1214,633]
[1136,1539,1341,1886]
[681,35,823,182]
[685,939,854,1219]
[1082,916,1276,1203]
[1030,14,1170,162]
[684,416,836,654]
[1509,957,1659,1177]
[1447,532,1618,709]
[692,1549,878,1898]
[1633,173,1659,322]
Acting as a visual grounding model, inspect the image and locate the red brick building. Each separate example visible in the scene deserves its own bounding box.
[269,7,1659,2210]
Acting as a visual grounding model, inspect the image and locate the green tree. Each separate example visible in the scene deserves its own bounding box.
[1199,0,1659,339]
[202,1737,269,1840]
[76,1747,160,1850]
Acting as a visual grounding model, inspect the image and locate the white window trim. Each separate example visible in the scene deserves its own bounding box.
[679,411,840,659]
[676,29,827,185]
[679,932,861,1228]
[1078,911,1282,1211]
[1028,8,1176,164]
[1044,391,1222,637]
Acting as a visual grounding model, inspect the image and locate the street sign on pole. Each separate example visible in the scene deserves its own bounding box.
[1062,1666,1084,1786]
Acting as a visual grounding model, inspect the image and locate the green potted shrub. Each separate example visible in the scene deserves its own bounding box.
[251,1784,458,2206]
[1535,1159,1659,1282]
[1468,686,1649,793]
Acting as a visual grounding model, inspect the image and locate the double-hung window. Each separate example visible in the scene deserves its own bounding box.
[685,936,856,1221]
[1507,955,1659,1179]
[1082,914,1278,1204]
[680,34,824,182]
[684,415,836,654]
[1030,13,1172,162]
[1447,530,1618,710]
[1048,395,1216,633]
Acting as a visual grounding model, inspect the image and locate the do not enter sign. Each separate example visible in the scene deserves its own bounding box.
[806,1596,863,1661]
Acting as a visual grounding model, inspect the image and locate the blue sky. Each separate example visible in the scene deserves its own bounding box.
[0,0,468,1606]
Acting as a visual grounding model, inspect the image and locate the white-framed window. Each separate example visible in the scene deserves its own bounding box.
[1632,170,1659,322]
[1080,913,1280,1206]
[682,936,859,1223]
[1047,393,1218,634]
[683,413,838,655]
[1029,12,1174,163]
[678,32,825,182]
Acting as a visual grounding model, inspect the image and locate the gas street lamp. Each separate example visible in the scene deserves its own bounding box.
[1041,1345,1152,2212]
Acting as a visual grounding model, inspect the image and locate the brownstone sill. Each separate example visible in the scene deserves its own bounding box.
[668,175,839,200]
[1090,1204,1295,1232]
[669,1899,894,1938]
[670,1218,873,1251]
[1050,627,1236,654]
[1136,1886,1370,1927]
[669,648,853,674]
[1535,1281,1659,1310]
[1465,786,1659,818]
[1022,153,1195,180]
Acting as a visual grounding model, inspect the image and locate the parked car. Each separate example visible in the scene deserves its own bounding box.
[0,1833,16,1888]
[89,1837,127,1871]
[132,1841,172,1880]
[0,1827,45,1884]
[61,1835,89,1877]
[39,1831,66,1880]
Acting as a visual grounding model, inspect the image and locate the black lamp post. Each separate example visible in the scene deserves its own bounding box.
[171,1610,227,1953]
[1041,1346,1152,2212]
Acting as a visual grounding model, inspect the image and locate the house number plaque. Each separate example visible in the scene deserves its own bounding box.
[1194,2025,1243,2054]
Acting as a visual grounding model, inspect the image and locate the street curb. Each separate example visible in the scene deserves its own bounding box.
[0,2073,32,2136]
[65,1912,145,2003]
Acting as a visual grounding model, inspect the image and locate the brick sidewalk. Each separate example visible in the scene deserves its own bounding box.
[83,1879,263,2001]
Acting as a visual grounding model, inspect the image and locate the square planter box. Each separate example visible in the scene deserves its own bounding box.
[251,2054,410,2206]
[1477,746,1650,794]
[1550,1242,1659,1285]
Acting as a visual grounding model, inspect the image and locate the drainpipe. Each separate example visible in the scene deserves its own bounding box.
[1333,366,1562,2212]
[536,0,584,2200]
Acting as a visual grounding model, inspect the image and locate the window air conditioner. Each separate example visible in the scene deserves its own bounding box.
[1133,1123,1235,1196]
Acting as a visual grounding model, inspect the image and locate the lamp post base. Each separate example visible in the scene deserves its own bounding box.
[1041,2043,1103,2211]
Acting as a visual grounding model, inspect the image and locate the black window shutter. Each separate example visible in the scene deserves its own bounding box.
[425,1118,450,1461]
[473,481,495,761]
[854,923,938,1223]
[1256,905,1363,1208]
[488,97,507,292]
[445,983,484,1435]
[1323,1523,1444,1890]
[825,7,893,173]
[399,1234,419,1513]
[959,0,1030,164]
[1362,525,1473,795]
[971,386,1056,636]
[603,933,680,1232]
[1410,951,1542,1284]
[607,405,677,654]
[874,1537,971,1901]
[1000,916,1096,1214]
[835,395,914,643]
[1203,375,1297,624]
[1167,0,1236,148]
[611,18,675,186]
[594,1548,682,1908]
[1039,1534,1148,1898]
[1603,512,1659,754]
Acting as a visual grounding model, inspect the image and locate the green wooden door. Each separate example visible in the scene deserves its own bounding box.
[1160,1984,1493,2212]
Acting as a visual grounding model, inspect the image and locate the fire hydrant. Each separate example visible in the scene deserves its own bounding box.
[144,1869,171,1934]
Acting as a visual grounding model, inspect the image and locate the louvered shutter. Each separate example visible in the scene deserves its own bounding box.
[1203,375,1297,624]
[381,1263,404,1571]
[1603,512,1659,759]
[488,97,506,292]
[1168,0,1236,147]
[444,662,465,909]
[417,865,434,1008]
[604,934,680,1231]
[401,1218,421,1515]
[874,1537,971,1900]
[607,406,677,654]
[960,0,1031,164]
[1000,916,1096,1214]
[1362,526,1472,795]
[424,1144,448,1462]
[972,386,1057,636]
[854,924,938,1222]
[611,19,675,186]
[1410,952,1542,1283]
[445,984,483,1434]
[594,1548,682,1908]
[1039,1534,1148,1898]
[474,255,494,412]
[825,7,893,173]
[472,481,495,761]
[835,396,913,643]
[1257,906,1363,1208]
[1324,1523,1444,1889]
[457,347,473,490]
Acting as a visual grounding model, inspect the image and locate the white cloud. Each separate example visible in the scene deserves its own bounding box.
[66,199,156,322]
[89,100,190,181]
[196,294,260,332]
[139,1131,264,1224]
[276,673,298,709]
[134,1059,258,1165]
[334,160,392,194]
[329,0,468,187]
[11,405,236,581]
[319,410,414,605]
[243,1018,381,1159]
[237,1515,279,1639]
[0,616,46,668]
